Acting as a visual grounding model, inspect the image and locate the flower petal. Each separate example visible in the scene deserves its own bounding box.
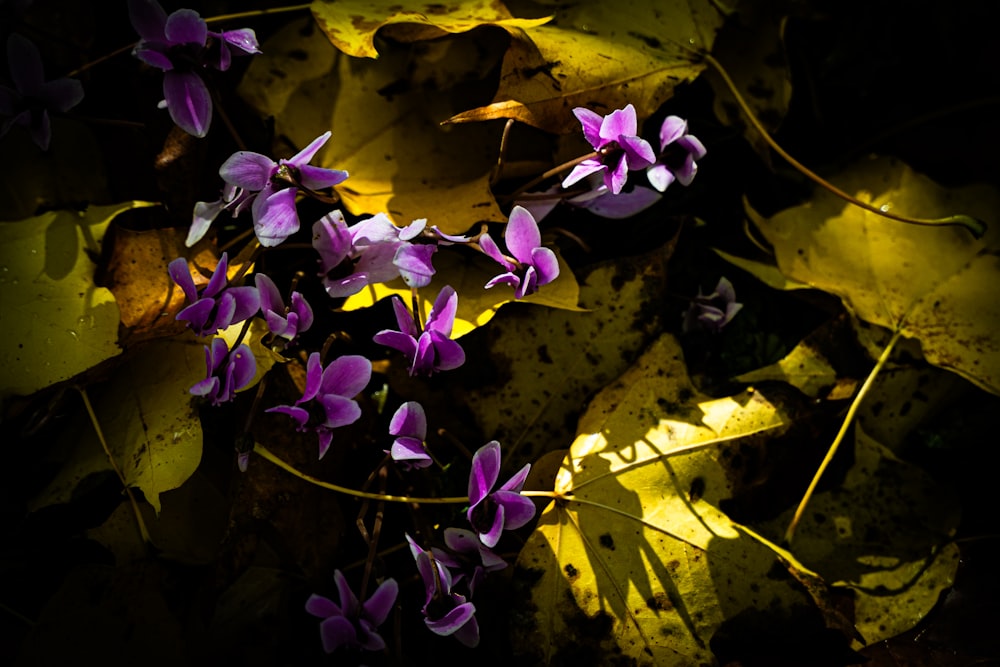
[228,286,261,324]
[451,614,480,648]
[600,103,638,142]
[187,199,224,247]
[658,115,688,150]
[477,503,506,548]
[318,394,361,429]
[265,404,310,427]
[504,206,541,265]
[304,593,340,619]
[218,28,261,55]
[646,163,676,192]
[620,134,656,169]
[393,243,436,288]
[163,70,212,137]
[493,490,536,530]
[219,151,275,190]
[288,131,332,166]
[164,8,207,45]
[579,185,661,219]
[311,210,352,271]
[390,438,432,467]
[128,0,168,42]
[252,186,299,247]
[318,615,356,653]
[373,329,418,359]
[529,247,559,286]
[167,258,198,303]
[320,354,372,398]
[478,233,516,272]
[427,331,465,371]
[363,578,398,626]
[468,441,501,508]
[572,106,605,149]
[389,401,426,439]
[7,34,44,95]
[333,570,360,618]
[561,160,604,189]
[254,273,283,316]
[229,345,256,392]
[40,78,84,113]
[297,164,348,190]
[425,601,477,638]
[425,286,458,337]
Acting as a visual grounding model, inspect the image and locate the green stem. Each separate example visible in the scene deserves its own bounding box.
[253,443,470,504]
[503,151,600,202]
[784,328,904,543]
[703,53,986,239]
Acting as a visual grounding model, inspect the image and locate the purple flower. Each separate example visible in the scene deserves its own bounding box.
[254,273,313,342]
[266,353,371,459]
[187,132,349,247]
[406,534,480,647]
[312,211,437,298]
[0,34,84,150]
[434,527,506,597]
[190,338,255,405]
[373,286,465,376]
[562,104,655,195]
[128,0,260,137]
[387,401,432,469]
[479,206,559,299]
[647,115,706,192]
[467,441,535,549]
[305,570,397,654]
[168,252,260,337]
[682,276,742,334]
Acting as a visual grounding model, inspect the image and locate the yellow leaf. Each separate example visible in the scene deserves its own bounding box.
[516,334,816,664]
[310,0,552,58]
[0,202,155,398]
[446,0,728,133]
[734,320,842,399]
[31,337,206,514]
[341,244,581,338]
[751,156,1000,394]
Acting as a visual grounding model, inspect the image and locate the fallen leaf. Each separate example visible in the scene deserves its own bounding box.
[31,336,206,514]
[0,202,155,398]
[446,0,728,133]
[758,426,961,647]
[515,333,823,665]
[735,319,847,399]
[310,0,551,58]
[748,156,1000,395]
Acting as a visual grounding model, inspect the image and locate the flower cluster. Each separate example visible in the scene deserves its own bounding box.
[305,570,397,654]
[374,286,465,376]
[190,337,255,406]
[0,34,84,150]
[189,132,349,247]
[128,0,260,137]
[479,206,559,299]
[169,252,259,337]
[313,210,436,298]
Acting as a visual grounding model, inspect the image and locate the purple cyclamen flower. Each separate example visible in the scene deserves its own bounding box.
[254,273,313,342]
[433,527,506,597]
[682,276,742,334]
[190,338,255,405]
[188,132,349,248]
[169,252,260,337]
[266,352,372,459]
[467,441,535,549]
[305,570,398,654]
[373,286,465,376]
[479,205,559,299]
[0,34,84,150]
[128,0,260,137]
[312,211,437,298]
[387,401,432,469]
[406,534,480,648]
[562,104,655,195]
[647,115,706,192]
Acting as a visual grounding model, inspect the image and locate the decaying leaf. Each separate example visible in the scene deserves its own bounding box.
[310,0,551,58]
[0,202,155,398]
[341,244,581,338]
[758,426,960,647]
[515,334,822,665]
[446,0,728,133]
[31,336,206,514]
[744,157,1000,395]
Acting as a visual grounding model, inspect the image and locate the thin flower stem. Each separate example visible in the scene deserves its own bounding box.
[212,89,247,151]
[204,4,312,24]
[66,42,135,78]
[503,151,600,202]
[784,327,904,543]
[702,53,986,239]
[491,119,515,186]
[253,443,470,503]
[77,387,152,545]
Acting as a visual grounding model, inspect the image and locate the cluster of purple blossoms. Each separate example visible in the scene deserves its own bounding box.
[190,337,255,406]
[374,286,465,377]
[267,353,372,459]
[305,570,398,654]
[168,252,259,337]
[404,441,535,647]
[479,206,559,299]
[0,34,84,151]
[562,103,656,195]
[128,0,260,137]
[255,273,313,343]
[313,210,436,298]
[189,132,349,248]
